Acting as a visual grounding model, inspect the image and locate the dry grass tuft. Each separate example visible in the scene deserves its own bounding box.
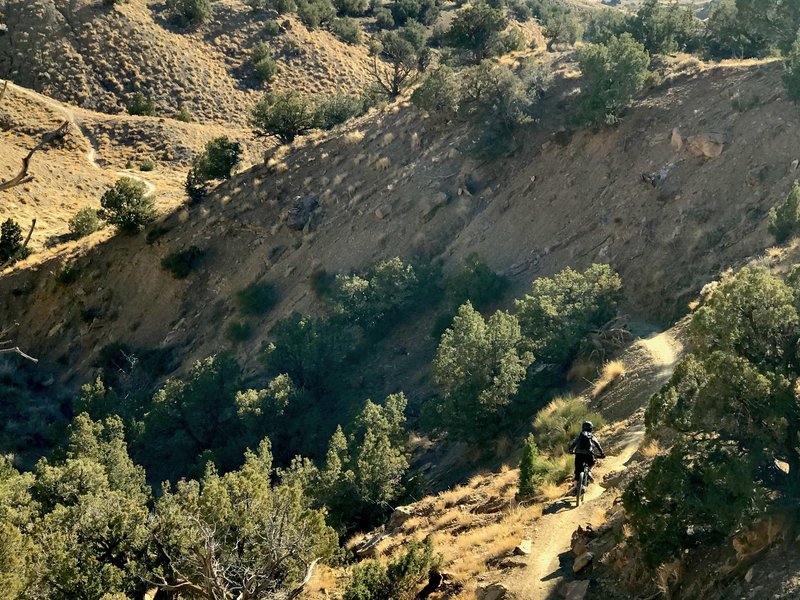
[592,360,626,398]
[567,357,599,382]
[640,439,663,458]
[381,132,395,146]
[345,130,365,144]
[374,156,391,170]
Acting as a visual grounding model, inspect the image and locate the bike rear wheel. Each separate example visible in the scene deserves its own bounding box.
[576,466,589,507]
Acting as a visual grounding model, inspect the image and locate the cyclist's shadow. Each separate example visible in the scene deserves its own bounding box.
[543,499,573,515]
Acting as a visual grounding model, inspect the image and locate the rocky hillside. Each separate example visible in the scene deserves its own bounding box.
[0,0,375,124]
[1,56,795,386]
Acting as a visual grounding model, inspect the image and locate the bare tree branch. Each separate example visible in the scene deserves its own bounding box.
[0,121,70,193]
[287,559,319,600]
[0,346,39,363]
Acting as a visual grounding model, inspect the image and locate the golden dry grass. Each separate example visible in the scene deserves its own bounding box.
[592,360,626,398]
[640,439,663,458]
[344,130,365,144]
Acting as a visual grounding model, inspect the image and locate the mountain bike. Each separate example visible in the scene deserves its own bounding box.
[575,463,590,507]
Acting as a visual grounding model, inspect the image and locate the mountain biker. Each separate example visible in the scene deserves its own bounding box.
[569,421,605,487]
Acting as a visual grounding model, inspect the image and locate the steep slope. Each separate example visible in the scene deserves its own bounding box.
[0,81,257,247]
[1,57,793,388]
[0,0,375,124]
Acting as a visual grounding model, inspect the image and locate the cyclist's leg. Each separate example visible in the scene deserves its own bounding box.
[586,455,596,483]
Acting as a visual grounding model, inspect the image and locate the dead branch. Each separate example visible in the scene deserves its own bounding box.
[287,559,319,600]
[0,346,39,363]
[0,121,70,193]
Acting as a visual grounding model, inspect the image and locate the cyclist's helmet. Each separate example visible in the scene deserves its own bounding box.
[582,421,593,432]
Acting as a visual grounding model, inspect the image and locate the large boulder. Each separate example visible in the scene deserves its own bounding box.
[572,551,593,573]
[686,133,727,158]
[387,506,413,531]
[477,582,512,600]
[513,539,532,556]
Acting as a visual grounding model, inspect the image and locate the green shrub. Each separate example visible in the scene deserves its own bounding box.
[628,0,703,55]
[411,66,461,119]
[297,0,336,28]
[0,218,27,264]
[444,2,508,63]
[127,92,156,116]
[374,7,395,28]
[314,92,366,129]
[783,34,800,103]
[252,42,279,82]
[248,0,296,12]
[334,0,369,16]
[237,281,279,316]
[446,254,508,311]
[541,7,582,51]
[165,0,213,27]
[99,178,157,235]
[576,33,650,128]
[250,90,317,144]
[226,321,254,343]
[703,0,764,60]
[343,540,439,600]
[330,16,362,44]
[139,159,155,172]
[68,207,102,239]
[330,258,441,332]
[262,19,282,36]
[55,263,81,286]
[532,395,606,454]
[583,8,628,45]
[433,303,533,441]
[174,107,194,122]
[161,246,205,278]
[769,183,800,243]
[517,434,552,498]
[508,0,531,21]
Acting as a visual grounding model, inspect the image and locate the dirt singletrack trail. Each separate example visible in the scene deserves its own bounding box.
[6,82,157,197]
[503,329,682,599]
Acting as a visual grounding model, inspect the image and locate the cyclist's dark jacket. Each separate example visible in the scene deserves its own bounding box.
[568,431,604,456]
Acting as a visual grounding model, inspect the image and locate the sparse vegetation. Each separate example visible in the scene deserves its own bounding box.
[226,321,253,343]
[297,0,336,28]
[769,183,800,243]
[161,245,205,278]
[330,16,362,44]
[186,135,242,200]
[165,0,214,28]
[68,207,102,239]
[533,395,606,454]
[127,92,156,116]
[237,281,279,316]
[251,90,317,144]
[444,2,509,63]
[251,41,279,82]
[783,33,800,103]
[343,539,440,600]
[576,33,651,128]
[98,178,157,235]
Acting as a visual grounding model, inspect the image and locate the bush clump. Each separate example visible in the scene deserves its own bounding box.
[444,2,508,63]
[237,281,279,316]
[330,16,362,44]
[68,207,102,239]
[532,395,606,454]
[99,178,157,235]
[186,136,242,201]
[226,321,254,343]
[0,218,27,264]
[517,434,553,498]
[314,92,367,129]
[297,0,336,28]
[161,246,205,278]
[251,42,279,82]
[576,33,651,128]
[783,33,800,103]
[251,90,317,144]
[769,183,800,243]
[127,92,156,116]
[165,0,213,27]
[343,539,440,600]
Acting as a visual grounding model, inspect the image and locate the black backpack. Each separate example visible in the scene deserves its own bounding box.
[576,431,593,453]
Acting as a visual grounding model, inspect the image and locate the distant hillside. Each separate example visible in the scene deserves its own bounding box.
[0,0,376,124]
